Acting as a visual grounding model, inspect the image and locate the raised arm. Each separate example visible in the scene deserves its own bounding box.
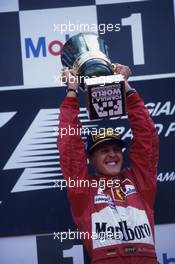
[126,84,159,208]
[58,69,89,179]
[113,65,159,208]
[57,70,90,219]
[58,96,89,179]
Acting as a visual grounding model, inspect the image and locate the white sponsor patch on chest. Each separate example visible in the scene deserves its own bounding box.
[92,206,154,249]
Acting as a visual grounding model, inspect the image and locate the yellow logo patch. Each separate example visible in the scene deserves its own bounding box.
[91,128,120,142]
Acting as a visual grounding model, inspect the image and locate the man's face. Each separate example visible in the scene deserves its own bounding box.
[90,141,123,177]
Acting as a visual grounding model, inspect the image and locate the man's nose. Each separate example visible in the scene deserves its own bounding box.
[108,150,116,157]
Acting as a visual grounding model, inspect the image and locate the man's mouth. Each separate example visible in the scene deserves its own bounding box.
[105,161,118,166]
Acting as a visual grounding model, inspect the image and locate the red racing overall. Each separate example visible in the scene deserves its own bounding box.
[57,92,159,264]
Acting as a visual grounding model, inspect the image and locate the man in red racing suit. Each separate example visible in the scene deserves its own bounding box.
[57,65,159,264]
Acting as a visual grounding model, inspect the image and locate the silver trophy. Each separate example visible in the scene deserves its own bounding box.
[61,32,126,120]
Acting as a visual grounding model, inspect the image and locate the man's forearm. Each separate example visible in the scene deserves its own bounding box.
[66,90,77,98]
[124,80,133,93]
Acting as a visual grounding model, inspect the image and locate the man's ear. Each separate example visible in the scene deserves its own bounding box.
[87,154,93,165]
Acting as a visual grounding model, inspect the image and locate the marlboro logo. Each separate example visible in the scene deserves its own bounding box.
[95,220,151,242]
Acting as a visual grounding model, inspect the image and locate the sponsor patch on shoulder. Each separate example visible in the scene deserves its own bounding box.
[94,195,109,204]
[111,178,137,202]
[121,179,137,196]
[94,195,116,209]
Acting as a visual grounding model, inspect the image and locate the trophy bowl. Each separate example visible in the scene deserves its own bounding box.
[61,32,114,90]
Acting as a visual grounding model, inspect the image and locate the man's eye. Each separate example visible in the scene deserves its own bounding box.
[114,147,121,153]
[113,148,118,153]
[101,149,108,153]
